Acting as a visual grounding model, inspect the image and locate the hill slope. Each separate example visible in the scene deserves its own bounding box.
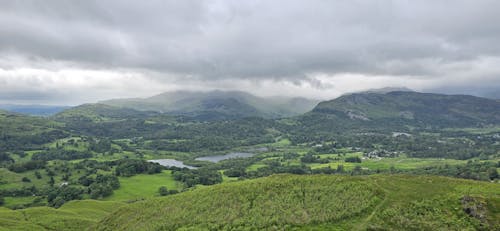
[101,90,319,119]
[0,200,124,231]
[0,110,67,151]
[95,174,500,230]
[53,103,159,123]
[311,91,500,128]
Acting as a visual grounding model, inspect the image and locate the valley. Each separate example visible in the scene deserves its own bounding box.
[3,1,499,230]
[0,90,499,230]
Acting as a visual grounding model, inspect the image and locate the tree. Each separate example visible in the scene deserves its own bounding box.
[488,168,499,180]
[48,176,55,186]
[336,165,344,173]
[47,186,84,208]
[224,167,246,177]
[35,171,42,179]
[345,156,361,163]
[159,186,169,196]
[89,183,113,199]
[352,166,363,175]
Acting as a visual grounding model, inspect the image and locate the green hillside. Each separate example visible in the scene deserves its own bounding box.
[1,92,499,231]
[53,104,159,122]
[312,91,500,128]
[313,91,500,126]
[0,110,67,151]
[0,200,124,231]
[94,174,500,230]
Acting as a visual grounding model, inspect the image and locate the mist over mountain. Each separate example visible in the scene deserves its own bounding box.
[100,90,319,120]
[357,87,415,94]
[2,1,500,229]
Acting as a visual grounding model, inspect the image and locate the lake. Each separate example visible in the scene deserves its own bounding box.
[148,159,197,169]
[195,152,255,163]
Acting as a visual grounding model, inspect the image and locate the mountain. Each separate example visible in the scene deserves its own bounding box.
[0,104,70,116]
[94,174,500,230]
[311,91,500,128]
[100,90,319,120]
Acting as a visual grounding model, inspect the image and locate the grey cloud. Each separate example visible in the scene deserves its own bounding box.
[0,0,499,103]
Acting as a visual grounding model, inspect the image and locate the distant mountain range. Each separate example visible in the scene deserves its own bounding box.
[100,90,319,120]
[0,104,70,116]
[51,89,500,128]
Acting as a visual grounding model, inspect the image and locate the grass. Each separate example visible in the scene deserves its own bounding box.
[271,138,291,147]
[444,126,500,134]
[104,170,181,201]
[0,168,56,192]
[2,196,40,208]
[1,174,499,230]
[307,157,466,171]
[246,151,469,172]
[359,157,466,170]
[95,174,382,230]
[46,137,89,151]
[221,174,239,183]
[0,200,124,231]
[93,174,500,230]
[0,164,89,191]
[246,163,267,171]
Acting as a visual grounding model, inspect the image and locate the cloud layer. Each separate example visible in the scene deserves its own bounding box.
[1,0,500,104]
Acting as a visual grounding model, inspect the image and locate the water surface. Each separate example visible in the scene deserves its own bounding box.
[148,159,197,169]
[195,152,255,163]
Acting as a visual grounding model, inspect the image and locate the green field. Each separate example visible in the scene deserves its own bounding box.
[104,170,181,201]
[1,90,500,230]
[2,196,40,208]
[308,157,467,170]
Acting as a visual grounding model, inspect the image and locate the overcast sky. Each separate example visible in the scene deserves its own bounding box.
[1,0,500,105]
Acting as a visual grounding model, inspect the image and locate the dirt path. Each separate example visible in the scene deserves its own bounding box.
[354,179,392,231]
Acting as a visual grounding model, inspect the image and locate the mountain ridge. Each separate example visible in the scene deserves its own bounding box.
[100,90,319,119]
[0,104,70,116]
[311,91,500,127]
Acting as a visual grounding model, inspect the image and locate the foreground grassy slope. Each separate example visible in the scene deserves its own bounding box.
[0,200,124,231]
[95,174,500,230]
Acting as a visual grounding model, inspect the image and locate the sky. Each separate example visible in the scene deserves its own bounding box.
[1,0,500,105]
